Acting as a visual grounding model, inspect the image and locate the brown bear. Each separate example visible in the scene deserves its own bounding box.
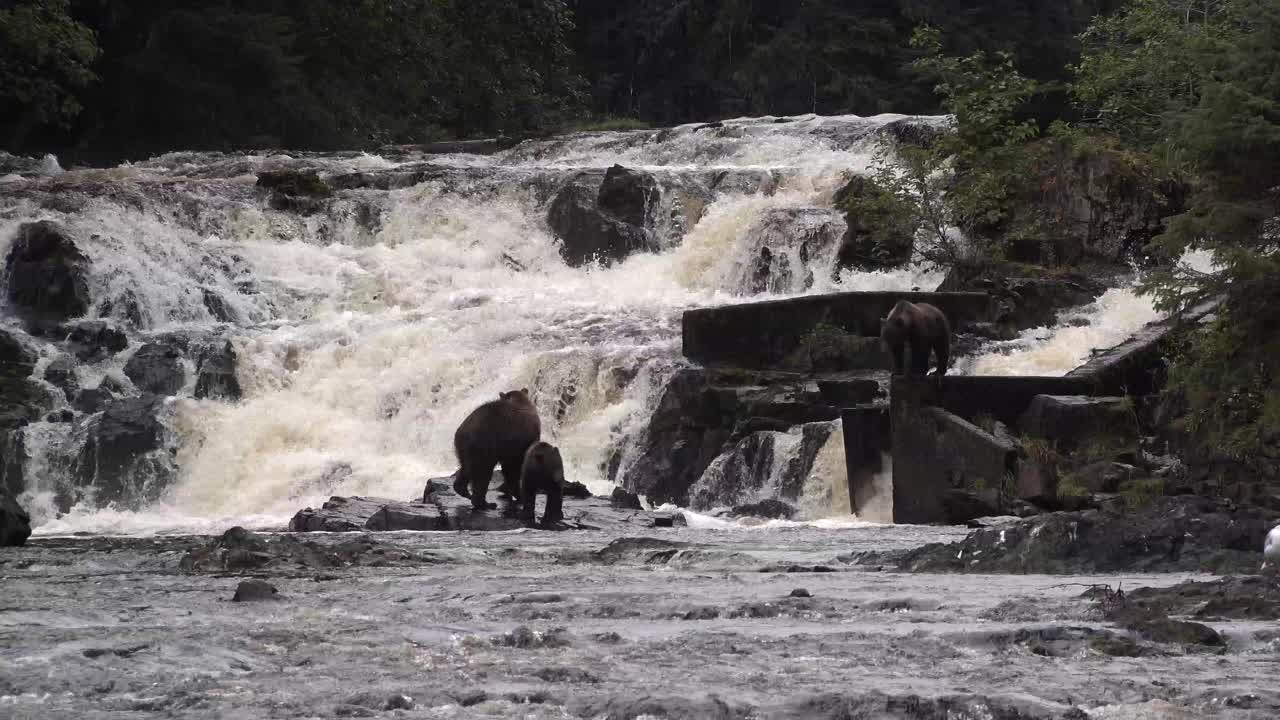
[452,388,541,510]
[518,441,566,526]
[880,300,951,376]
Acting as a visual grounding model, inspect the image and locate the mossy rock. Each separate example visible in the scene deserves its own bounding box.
[833,175,917,270]
[256,170,333,198]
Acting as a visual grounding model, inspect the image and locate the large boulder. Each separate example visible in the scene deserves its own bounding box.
[43,355,78,399]
[897,495,1274,574]
[123,342,185,395]
[4,220,92,329]
[0,376,56,430]
[547,171,658,267]
[0,328,37,379]
[937,267,1109,332]
[598,164,659,227]
[62,320,129,362]
[0,490,32,547]
[833,175,917,270]
[72,397,173,510]
[1001,137,1187,265]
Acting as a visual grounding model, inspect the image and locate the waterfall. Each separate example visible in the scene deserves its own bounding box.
[0,115,957,534]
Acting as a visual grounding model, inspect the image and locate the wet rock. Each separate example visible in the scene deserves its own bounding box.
[232,579,279,602]
[938,269,1108,333]
[491,625,571,649]
[532,666,600,684]
[72,396,173,510]
[598,164,659,227]
[1107,575,1280,622]
[897,496,1275,574]
[789,588,812,598]
[194,341,241,400]
[596,537,689,564]
[257,170,332,215]
[610,487,643,510]
[4,220,92,329]
[569,695,751,720]
[778,692,1087,720]
[0,374,56,430]
[941,489,1003,526]
[200,287,238,323]
[547,171,657,267]
[291,492,657,533]
[383,694,414,711]
[0,329,37,379]
[731,499,796,520]
[123,342,186,395]
[62,320,129,362]
[0,489,32,546]
[179,526,436,572]
[43,355,78,399]
[563,480,592,499]
[1122,616,1223,648]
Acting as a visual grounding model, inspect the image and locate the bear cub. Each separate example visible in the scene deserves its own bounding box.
[519,441,566,525]
[452,388,541,510]
[880,300,951,377]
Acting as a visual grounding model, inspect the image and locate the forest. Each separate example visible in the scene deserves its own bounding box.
[3,0,1123,157]
[2,0,1277,470]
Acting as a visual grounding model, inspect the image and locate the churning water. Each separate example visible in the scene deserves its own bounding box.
[0,115,1173,536]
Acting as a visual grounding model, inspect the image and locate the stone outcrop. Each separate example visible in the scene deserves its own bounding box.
[194,340,241,400]
[72,396,173,511]
[548,169,660,267]
[0,489,32,546]
[62,320,129,362]
[894,496,1274,574]
[937,268,1110,333]
[833,175,916,270]
[124,342,186,395]
[290,476,676,533]
[4,220,92,330]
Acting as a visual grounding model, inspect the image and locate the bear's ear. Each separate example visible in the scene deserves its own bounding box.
[498,391,509,400]
[520,387,530,397]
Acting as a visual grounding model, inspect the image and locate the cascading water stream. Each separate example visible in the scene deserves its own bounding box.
[0,113,1178,535]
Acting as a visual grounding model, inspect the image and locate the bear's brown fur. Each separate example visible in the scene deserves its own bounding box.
[880,300,951,376]
[518,441,566,525]
[452,388,541,510]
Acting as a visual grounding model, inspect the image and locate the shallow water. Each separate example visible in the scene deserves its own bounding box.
[2,526,1275,719]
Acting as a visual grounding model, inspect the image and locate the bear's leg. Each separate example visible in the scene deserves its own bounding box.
[497,455,522,499]
[451,468,470,499]
[931,336,950,377]
[909,337,930,376]
[464,452,498,510]
[542,482,564,526]
[518,478,537,524]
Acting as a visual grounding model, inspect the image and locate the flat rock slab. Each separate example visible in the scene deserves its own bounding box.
[290,492,678,533]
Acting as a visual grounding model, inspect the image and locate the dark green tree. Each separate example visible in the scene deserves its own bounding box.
[0,0,99,148]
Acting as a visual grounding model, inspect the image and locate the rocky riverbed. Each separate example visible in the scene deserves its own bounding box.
[3,521,1279,719]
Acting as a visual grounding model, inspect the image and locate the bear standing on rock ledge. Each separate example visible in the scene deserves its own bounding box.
[880,300,951,376]
[453,388,541,510]
[519,441,567,526]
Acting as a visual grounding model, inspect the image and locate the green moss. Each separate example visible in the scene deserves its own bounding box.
[256,170,333,197]
[1118,477,1165,510]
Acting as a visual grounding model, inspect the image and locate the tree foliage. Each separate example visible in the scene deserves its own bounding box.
[0,0,99,147]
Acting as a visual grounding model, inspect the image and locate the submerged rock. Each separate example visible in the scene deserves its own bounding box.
[0,490,32,546]
[232,579,279,602]
[4,220,92,330]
